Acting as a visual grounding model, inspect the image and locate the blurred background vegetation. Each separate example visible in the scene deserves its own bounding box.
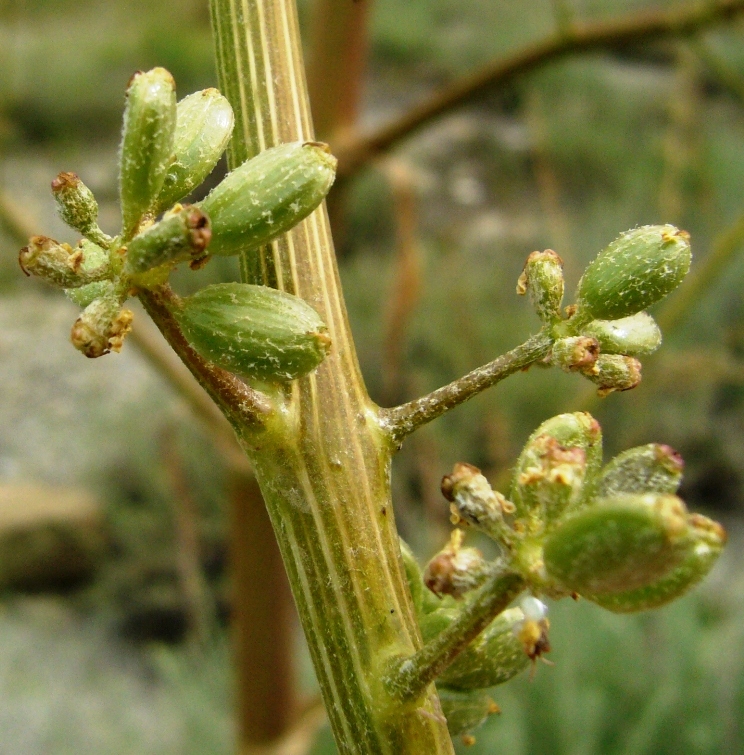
[1,0,743,752]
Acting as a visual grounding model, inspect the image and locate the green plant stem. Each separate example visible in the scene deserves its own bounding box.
[209,1,455,752]
[334,0,744,178]
[382,331,554,443]
[386,572,526,702]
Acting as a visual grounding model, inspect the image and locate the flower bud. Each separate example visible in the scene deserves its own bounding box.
[550,336,599,373]
[199,141,336,257]
[575,225,691,322]
[585,354,642,397]
[513,596,551,661]
[596,443,684,498]
[587,514,725,613]
[511,412,603,524]
[70,282,133,358]
[516,249,564,323]
[543,493,695,596]
[19,236,110,289]
[438,688,500,738]
[154,89,234,213]
[441,463,515,545]
[423,530,492,599]
[51,172,110,247]
[435,607,529,690]
[580,312,661,356]
[119,68,177,238]
[174,282,332,383]
[124,204,211,275]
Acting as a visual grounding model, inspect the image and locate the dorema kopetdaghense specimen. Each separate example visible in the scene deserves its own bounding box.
[20,62,724,753]
[21,68,336,375]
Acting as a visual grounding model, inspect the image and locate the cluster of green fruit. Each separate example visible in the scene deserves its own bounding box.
[19,68,336,384]
[403,411,725,740]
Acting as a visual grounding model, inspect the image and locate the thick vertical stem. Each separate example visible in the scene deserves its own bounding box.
[209,1,455,752]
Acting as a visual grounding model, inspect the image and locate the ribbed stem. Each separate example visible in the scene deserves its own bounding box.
[208,1,455,752]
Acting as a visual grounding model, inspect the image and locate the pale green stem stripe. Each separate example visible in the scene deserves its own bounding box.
[209,0,457,751]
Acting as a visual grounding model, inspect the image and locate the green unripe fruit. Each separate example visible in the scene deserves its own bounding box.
[119,67,177,238]
[124,204,211,276]
[511,412,603,523]
[174,282,332,383]
[575,225,691,322]
[586,514,725,613]
[199,141,337,257]
[516,249,564,323]
[426,607,528,690]
[154,89,234,213]
[19,236,110,289]
[580,312,662,357]
[543,493,693,596]
[438,688,499,738]
[51,172,110,247]
[596,443,684,498]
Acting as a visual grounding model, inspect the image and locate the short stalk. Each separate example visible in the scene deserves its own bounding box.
[382,331,553,443]
[385,572,526,702]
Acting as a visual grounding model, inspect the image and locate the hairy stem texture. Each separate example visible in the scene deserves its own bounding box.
[209,0,455,752]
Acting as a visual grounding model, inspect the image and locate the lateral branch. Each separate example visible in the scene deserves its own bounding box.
[381,331,553,443]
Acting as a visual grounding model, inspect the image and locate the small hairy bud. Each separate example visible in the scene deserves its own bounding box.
[575,224,691,322]
[154,89,234,213]
[543,493,698,596]
[19,236,110,289]
[441,463,515,544]
[70,282,132,358]
[199,141,337,257]
[124,204,211,275]
[511,412,603,523]
[580,312,661,357]
[174,282,332,383]
[437,688,500,738]
[550,336,599,373]
[119,67,177,238]
[596,443,684,498]
[585,353,642,396]
[587,513,726,613]
[423,530,491,599]
[51,172,109,247]
[516,249,564,323]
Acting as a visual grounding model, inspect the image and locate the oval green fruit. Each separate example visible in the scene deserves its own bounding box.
[595,443,683,498]
[199,141,337,257]
[580,312,661,357]
[510,412,603,524]
[585,514,725,613]
[543,493,693,596]
[119,67,177,238]
[575,225,691,322]
[436,607,529,691]
[154,89,234,213]
[438,688,499,737]
[175,282,331,383]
